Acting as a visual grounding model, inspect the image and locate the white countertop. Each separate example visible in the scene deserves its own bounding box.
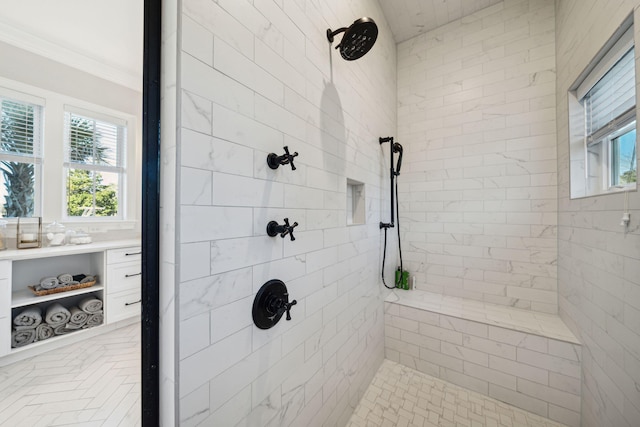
[0,239,140,261]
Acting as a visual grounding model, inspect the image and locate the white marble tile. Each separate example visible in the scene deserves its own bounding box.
[179,242,211,282]
[180,128,254,176]
[180,206,253,242]
[209,296,253,344]
[179,267,253,321]
[180,326,252,396]
[181,16,213,66]
[180,312,210,358]
[211,173,284,208]
[181,90,212,135]
[180,167,212,206]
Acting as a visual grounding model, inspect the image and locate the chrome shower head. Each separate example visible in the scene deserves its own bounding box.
[327,17,378,61]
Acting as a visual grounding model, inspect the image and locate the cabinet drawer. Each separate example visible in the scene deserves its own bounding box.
[0,279,8,319]
[107,289,141,323]
[107,246,142,264]
[107,262,141,294]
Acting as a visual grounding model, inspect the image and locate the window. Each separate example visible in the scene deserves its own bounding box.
[64,108,126,218]
[0,95,43,217]
[569,19,637,198]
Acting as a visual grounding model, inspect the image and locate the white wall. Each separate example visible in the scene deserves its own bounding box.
[171,1,397,425]
[397,0,558,313]
[556,1,640,426]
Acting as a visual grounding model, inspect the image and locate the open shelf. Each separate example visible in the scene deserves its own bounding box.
[11,284,104,308]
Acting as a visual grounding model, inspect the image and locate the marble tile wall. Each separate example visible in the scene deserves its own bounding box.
[173,1,397,425]
[396,0,559,313]
[555,1,640,426]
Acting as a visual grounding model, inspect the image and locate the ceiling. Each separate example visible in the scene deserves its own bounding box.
[0,1,501,89]
[0,0,143,90]
[378,0,503,43]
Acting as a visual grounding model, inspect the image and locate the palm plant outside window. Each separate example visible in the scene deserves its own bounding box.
[0,97,42,218]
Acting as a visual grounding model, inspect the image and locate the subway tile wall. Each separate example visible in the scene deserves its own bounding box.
[555,1,640,426]
[396,0,559,313]
[174,1,397,425]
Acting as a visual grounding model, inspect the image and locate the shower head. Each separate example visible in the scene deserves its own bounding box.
[326,17,378,61]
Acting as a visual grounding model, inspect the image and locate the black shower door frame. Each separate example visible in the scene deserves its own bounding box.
[142,0,161,424]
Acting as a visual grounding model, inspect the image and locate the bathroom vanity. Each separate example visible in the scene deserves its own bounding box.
[0,239,141,365]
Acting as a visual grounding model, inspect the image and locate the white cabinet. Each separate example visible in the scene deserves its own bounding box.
[106,246,141,323]
[0,240,140,360]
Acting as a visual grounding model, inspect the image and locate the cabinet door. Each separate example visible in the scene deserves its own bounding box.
[0,279,9,319]
[107,247,142,264]
[0,318,9,356]
[0,260,10,279]
[107,262,141,294]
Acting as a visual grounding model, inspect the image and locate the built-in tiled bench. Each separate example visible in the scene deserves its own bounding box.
[384,290,581,427]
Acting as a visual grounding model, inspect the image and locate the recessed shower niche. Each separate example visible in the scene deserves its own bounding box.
[346,179,365,225]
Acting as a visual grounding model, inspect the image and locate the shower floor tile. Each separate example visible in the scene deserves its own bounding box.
[346,359,568,427]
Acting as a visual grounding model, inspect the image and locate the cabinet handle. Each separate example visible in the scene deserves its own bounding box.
[125,251,142,256]
[125,272,142,278]
[125,299,142,306]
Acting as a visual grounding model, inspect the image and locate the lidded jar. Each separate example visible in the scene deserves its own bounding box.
[45,221,66,246]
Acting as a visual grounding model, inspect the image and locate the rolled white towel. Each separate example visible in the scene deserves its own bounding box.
[68,306,89,327]
[80,275,96,284]
[45,303,71,327]
[57,273,73,284]
[53,325,75,335]
[40,277,60,290]
[85,312,104,328]
[12,329,36,348]
[79,297,103,314]
[36,324,54,341]
[13,307,42,328]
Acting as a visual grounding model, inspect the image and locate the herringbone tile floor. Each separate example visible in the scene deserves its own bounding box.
[0,323,140,427]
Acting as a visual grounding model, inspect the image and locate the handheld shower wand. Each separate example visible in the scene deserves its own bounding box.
[380,136,405,290]
[379,137,403,229]
[393,142,403,175]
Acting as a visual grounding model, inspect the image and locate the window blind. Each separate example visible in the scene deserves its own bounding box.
[64,111,125,170]
[584,47,636,140]
[0,98,42,158]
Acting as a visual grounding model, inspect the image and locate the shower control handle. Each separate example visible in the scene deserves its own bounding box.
[267,218,298,241]
[267,146,298,170]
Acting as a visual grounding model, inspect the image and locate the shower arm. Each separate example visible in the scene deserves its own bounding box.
[326,27,348,44]
[380,136,395,229]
